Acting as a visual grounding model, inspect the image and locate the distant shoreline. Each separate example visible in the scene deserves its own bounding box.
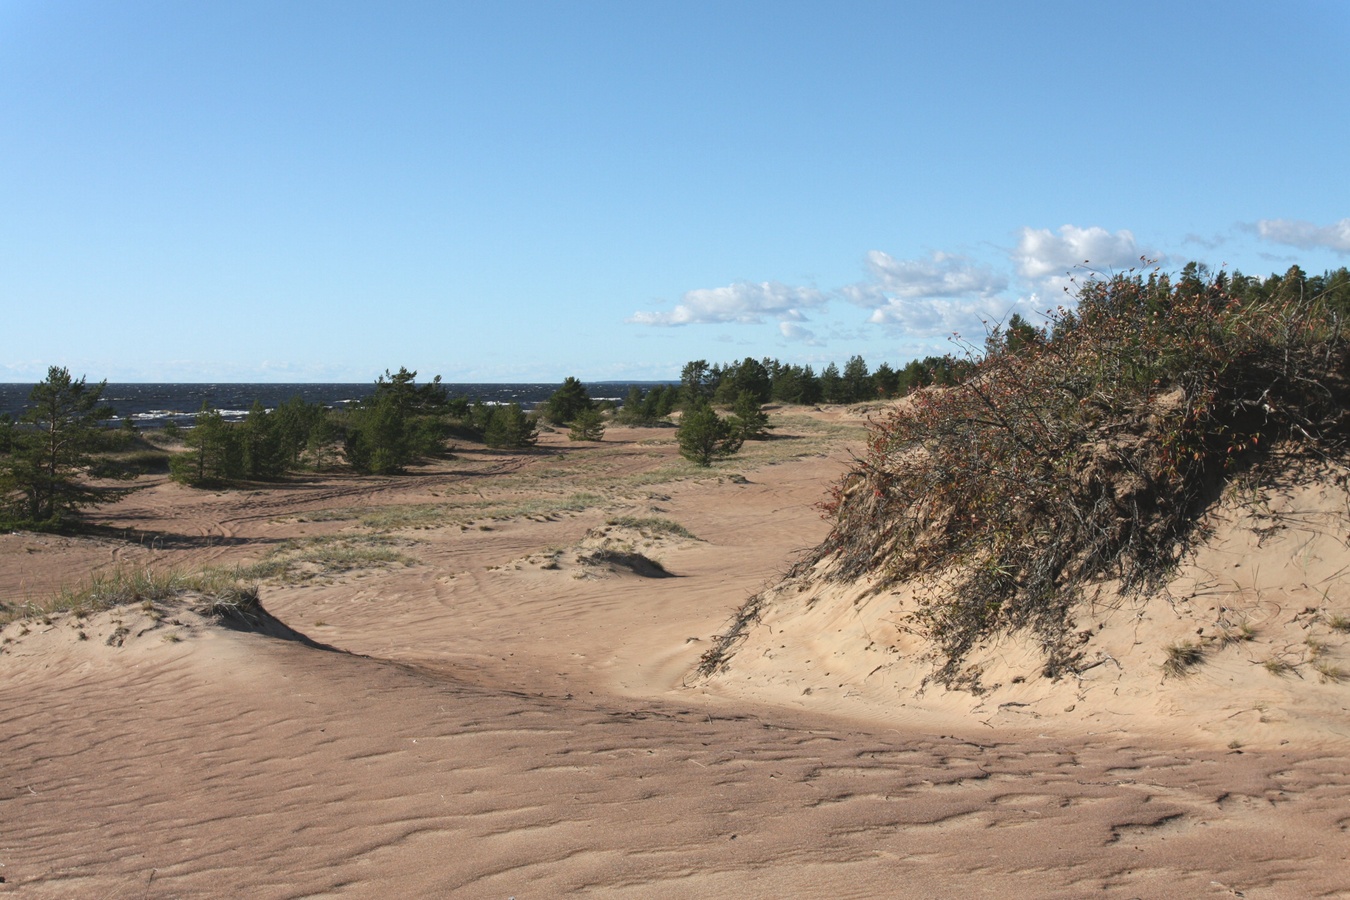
[0,380,676,425]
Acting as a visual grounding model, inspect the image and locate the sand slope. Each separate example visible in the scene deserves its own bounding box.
[3,415,1349,897]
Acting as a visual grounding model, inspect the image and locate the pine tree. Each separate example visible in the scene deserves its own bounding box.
[542,376,593,424]
[677,401,742,466]
[1,367,116,526]
[568,407,606,441]
[484,403,538,449]
[171,404,242,486]
[729,390,771,442]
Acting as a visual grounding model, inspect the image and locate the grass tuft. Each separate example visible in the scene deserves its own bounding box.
[1162,641,1206,678]
[1215,622,1258,648]
[1314,661,1347,683]
[2,566,261,627]
[1262,657,1297,677]
[604,516,699,540]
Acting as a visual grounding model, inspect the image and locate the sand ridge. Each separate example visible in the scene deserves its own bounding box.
[3,411,1349,897]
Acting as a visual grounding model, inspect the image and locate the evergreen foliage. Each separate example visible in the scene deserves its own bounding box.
[484,403,538,449]
[541,376,594,424]
[0,366,117,528]
[677,401,743,466]
[342,368,451,474]
[170,404,239,486]
[729,390,772,442]
[840,355,871,403]
[615,385,679,425]
[568,407,606,441]
[680,359,714,408]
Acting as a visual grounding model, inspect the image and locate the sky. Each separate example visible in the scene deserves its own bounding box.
[2,1,1348,384]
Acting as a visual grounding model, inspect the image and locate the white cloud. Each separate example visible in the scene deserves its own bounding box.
[1014,225,1155,280]
[1255,218,1350,253]
[779,321,820,343]
[629,280,826,327]
[838,250,1010,337]
[848,250,1006,302]
[864,295,1036,335]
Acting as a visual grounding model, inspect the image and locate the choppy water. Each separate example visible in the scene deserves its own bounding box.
[0,381,666,427]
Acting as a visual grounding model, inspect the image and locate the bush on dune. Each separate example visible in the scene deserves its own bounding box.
[814,264,1350,686]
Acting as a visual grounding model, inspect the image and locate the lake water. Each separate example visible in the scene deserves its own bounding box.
[0,381,669,427]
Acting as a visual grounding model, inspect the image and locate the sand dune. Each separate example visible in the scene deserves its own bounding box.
[3,412,1349,897]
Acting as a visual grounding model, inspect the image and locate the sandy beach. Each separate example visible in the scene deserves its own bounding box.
[3,408,1348,898]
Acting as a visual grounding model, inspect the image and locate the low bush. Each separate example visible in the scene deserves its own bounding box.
[813,265,1350,685]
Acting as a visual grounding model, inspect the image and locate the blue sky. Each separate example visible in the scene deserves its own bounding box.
[2,1,1348,383]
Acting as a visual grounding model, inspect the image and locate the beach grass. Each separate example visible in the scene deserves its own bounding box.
[2,566,258,626]
[295,413,859,533]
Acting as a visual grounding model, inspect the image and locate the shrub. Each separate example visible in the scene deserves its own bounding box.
[568,407,606,441]
[484,403,538,449]
[541,376,593,425]
[677,401,742,466]
[813,265,1350,685]
[730,390,772,441]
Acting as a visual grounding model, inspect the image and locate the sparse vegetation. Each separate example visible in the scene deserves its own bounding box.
[1305,637,1331,659]
[1262,657,1298,676]
[1215,622,1258,648]
[2,566,260,626]
[1314,661,1347,683]
[805,263,1350,686]
[1163,641,1206,678]
[237,535,417,582]
[604,516,698,540]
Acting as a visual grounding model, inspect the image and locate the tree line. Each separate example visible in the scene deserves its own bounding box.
[0,351,1081,529]
[11,261,1341,529]
[170,367,544,485]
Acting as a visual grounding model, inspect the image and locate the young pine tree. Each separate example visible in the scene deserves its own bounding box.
[568,407,606,441]
[677,401,743,466]
[484,403,538,449]
[729,390,772,442]
[1,366,116,526]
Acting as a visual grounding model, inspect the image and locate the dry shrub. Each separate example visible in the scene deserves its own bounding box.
[813,267,1349,686]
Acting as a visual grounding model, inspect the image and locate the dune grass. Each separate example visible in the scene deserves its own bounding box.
[1162,641,1206,678]
[603,516,699,540]
[240,535,417,581]
[810,269,1350,687]
[296,416,857,534]
[1,534,417,627]
[2,566,259,626]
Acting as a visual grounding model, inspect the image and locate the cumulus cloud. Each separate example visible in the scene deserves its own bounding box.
[864,296,1017,333]
[836,250,1011,337]
[1255,218,1350,253]
[629,280,826,327]
[1014,225,1155,280]
[843,250,1006,304]
[779,321,820,343]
